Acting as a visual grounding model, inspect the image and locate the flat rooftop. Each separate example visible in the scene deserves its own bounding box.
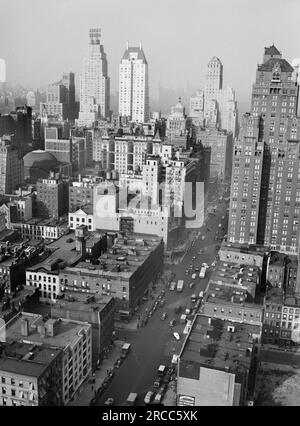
[53,292,113,314]
[0,341,62,378]
[3,312,90,350]
[208,261,259,295]
[61,233,162,279]
[179,314,261,380]
[22,218,68,227]
[220,241,267,255]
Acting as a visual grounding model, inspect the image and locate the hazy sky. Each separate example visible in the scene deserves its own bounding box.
[1,0,299,103]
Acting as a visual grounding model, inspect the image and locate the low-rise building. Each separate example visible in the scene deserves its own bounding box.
[69,205,94,231]
[262,287,284,345]
[177,314,261,406]
[0,341,63,406]
[219,241,266,269]
[2,312,92,405]
[59,233,164,318]
[201,283,263,325]
[21,218,69,240]
[51,292,115,370]
[266,252,286,289]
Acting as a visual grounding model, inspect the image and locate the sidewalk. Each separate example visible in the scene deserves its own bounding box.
[68,339,125,406]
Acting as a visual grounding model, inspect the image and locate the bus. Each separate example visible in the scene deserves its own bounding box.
[177,280,184,292]
[199,267,206,279]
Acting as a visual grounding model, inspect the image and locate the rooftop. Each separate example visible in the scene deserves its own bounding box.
[61,233,162,279]
[53,292,113,314]
[258,57,294,73]
[3,312,90,350]
[208,260,260,297]
[220,241,267,256]
[179,315,261,381]
[265,287,285,305]
[27,232,82,273]
[0,341,62,378]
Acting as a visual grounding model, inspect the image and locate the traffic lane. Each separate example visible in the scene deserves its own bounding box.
[97,199,229,405]
[97,305,183,406]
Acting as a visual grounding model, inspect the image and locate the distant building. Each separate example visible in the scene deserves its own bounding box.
[40,72,76,121]
[77,28,110,126]
[119,41,149,123]
[197,127,233,180]
[0,137,23,194]
[36,173,66,219]
[23,150,72,183]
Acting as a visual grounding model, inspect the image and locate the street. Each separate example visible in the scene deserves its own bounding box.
[97,197,229,406]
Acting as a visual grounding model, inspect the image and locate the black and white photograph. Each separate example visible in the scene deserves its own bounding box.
[0,0,299,411]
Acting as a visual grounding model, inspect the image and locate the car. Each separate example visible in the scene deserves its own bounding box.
[144,391,154,405]
[185,270,189,275]
[142,296,148,302]
[202,236,206,240]
[173,332,180,341]
[161,312,167,321]
[192,256,196,261]
[195,267,200,272]
[154,393,163,404]
[104,397,115,406]
[189,282,195,289]
[207,227,212,232]
[202,262,209,268]
[198,249,204,254]
[169,319,176,327]
[218,223,222,228]
[222,215,225,219]
[160,299,166,307]
[170,282,176,291]
[153,377,162,388]
[114,358,122,369]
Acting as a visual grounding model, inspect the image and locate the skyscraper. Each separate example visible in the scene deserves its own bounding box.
[119,41,149,123]
[0,136,23,194]
[228,46,300,254]
[204,57,237,136]
[78,28,110,127]
[204,56,223,111]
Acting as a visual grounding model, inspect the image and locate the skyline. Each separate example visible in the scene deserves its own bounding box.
[1,0,299,106]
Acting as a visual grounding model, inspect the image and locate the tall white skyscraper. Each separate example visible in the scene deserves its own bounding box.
[204,56,238,137]
[204,56,223,112]
[77,29,110,127]
[119,41,149,123]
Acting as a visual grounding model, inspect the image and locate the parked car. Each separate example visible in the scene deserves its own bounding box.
[153,377,162,388]
[173,332,180,341]
[144,391,154,405]
[189,282,195,289]
[114,358,122,369]
[161,312,167,321]
[169,319,176,327]
[154,393,163,404]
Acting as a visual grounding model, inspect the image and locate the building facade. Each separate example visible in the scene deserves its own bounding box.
[119,42,149,123]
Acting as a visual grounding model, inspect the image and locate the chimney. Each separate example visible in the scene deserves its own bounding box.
[208,317,211,325]
[39,325,46,338]
[21,318,29,337]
